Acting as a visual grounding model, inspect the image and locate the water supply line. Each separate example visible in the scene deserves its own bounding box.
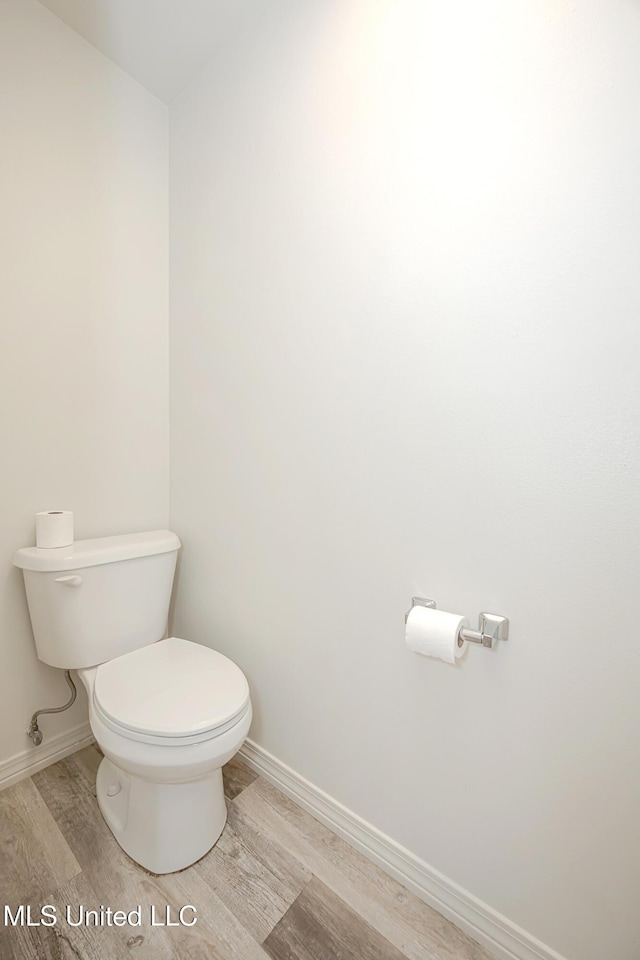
[28,670,77,746]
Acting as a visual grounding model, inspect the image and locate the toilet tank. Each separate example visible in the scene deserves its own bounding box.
[13,530,180,669]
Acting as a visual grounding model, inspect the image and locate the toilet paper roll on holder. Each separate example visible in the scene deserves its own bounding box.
[405,598,509,649]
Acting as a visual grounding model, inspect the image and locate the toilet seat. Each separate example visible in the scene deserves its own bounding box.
[93,637,250,747]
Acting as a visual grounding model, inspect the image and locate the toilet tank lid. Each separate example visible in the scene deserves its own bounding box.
[13,530,180,572]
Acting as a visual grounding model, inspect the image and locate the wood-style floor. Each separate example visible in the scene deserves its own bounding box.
[0,745,496,960]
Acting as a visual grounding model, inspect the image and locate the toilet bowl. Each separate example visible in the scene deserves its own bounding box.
[13,530,252,874]
[78,636,252,873]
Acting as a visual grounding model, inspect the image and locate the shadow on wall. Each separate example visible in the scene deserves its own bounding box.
[0,0,169,779]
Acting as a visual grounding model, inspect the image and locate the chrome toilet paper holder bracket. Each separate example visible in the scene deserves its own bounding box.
[405,598,509,649]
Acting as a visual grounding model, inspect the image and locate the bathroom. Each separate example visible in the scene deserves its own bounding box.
[1,1,638,958]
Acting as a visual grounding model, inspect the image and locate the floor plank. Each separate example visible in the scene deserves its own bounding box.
[235,779,495,960]
[32,752,122,873]
[0,776,80,909]
[70,743,103,792]
[0,873,129,960]
[222,756,259,801]
[264,875,407,960]
[0,868,261,960]
[153,860,272,960]
[195,800,311,941]
[225,801,312,897]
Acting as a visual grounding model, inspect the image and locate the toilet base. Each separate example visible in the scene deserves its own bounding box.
[96,756,227,874]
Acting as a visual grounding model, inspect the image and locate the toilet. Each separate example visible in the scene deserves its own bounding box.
[13,529,252,874]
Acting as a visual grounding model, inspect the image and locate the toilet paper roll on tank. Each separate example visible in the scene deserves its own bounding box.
[405,605,468,665]
[35,510,74,548]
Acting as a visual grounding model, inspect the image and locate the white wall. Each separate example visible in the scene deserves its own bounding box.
[170,2,640,958]
[0,0,169,772]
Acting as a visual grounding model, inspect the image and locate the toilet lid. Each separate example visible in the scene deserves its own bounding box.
[93,637,250,739]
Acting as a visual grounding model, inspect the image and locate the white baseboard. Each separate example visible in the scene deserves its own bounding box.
[0,722,94,791]
[239,739,567,960]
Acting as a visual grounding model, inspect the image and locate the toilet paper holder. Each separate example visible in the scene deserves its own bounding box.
[405,598,509,649]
